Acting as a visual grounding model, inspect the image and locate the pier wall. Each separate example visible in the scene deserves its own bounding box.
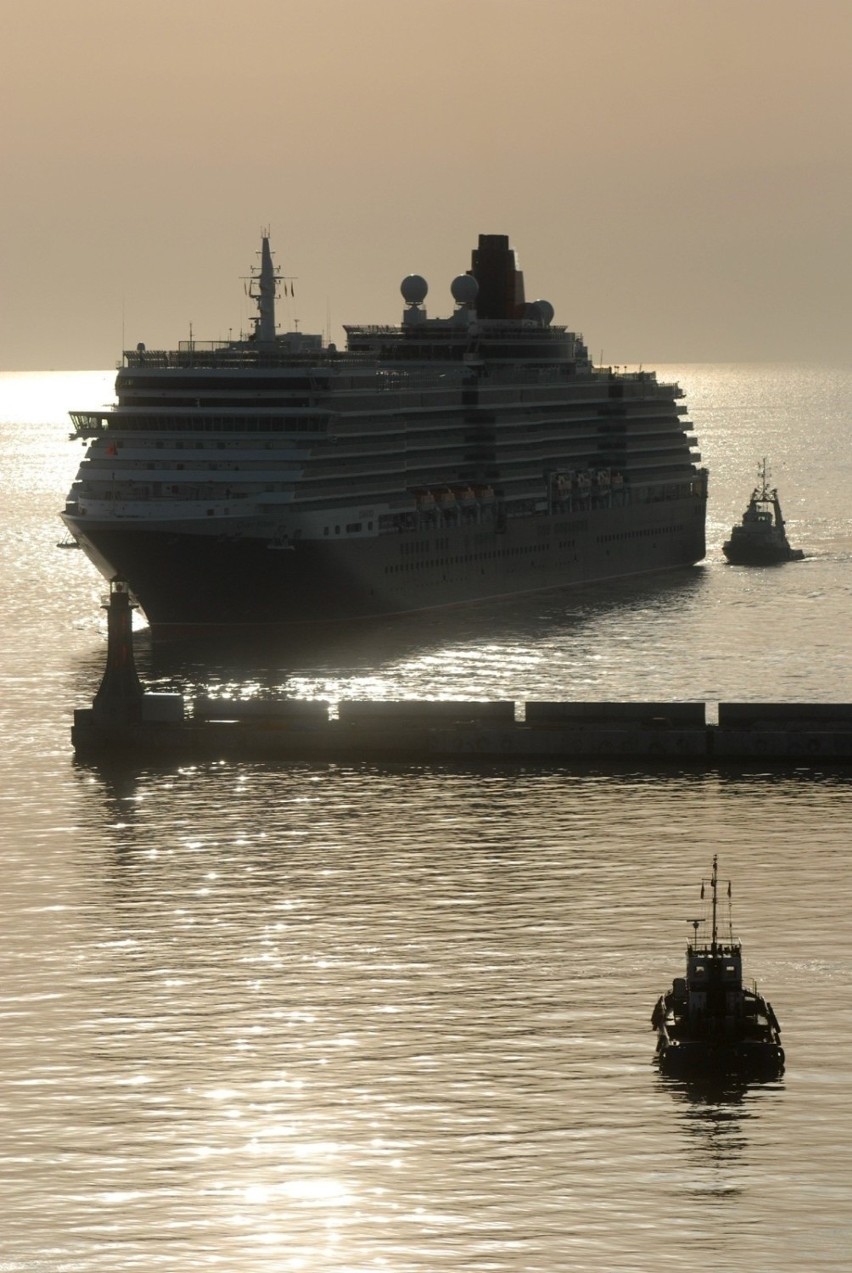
[71,698,852,765]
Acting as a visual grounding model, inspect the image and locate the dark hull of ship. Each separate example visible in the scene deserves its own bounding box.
[63,494,706,633]
[722,538,804,566]
[658,1037,785,1079]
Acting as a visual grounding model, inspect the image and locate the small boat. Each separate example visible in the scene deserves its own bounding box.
[722,459,804,565]
[651,856,785,1079]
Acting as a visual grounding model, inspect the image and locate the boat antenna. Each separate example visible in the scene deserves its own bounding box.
[726,875,734,945]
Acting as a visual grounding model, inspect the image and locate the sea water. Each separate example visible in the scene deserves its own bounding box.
[0,365,850,1270]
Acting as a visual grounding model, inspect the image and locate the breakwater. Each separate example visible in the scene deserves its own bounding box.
[71,582,852,766]
[72,696,852,764]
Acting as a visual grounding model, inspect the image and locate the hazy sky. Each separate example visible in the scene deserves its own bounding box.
[2,0,850,369]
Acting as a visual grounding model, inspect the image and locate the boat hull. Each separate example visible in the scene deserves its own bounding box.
[62,492,706,630]
[722,541,804,565]
[658,1038,785,1079]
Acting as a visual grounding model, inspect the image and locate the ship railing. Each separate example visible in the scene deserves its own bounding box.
[122,348,368,371]
[73,496,250,520]
[178,340,233,351]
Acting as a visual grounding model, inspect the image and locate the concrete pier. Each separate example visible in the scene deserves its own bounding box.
[72,695,852,764]
[71,585,852,766]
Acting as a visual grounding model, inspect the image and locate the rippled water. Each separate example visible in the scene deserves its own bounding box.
[1,366,851,1269]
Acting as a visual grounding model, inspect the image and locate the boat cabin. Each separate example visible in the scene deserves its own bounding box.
[686,941,744,1021]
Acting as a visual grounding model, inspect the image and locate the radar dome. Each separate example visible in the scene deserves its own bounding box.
[450,273,479,305]
[401,274,428,304]
[536,299,555,325]
[524,300,555,325]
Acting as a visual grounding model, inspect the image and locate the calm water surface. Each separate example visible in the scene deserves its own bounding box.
[0,365,850,1270]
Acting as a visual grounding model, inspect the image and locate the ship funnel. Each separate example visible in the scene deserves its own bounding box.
[469,234,526,319]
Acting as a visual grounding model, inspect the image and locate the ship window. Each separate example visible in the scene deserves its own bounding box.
[335,526,340,535]
[346,522,362,533]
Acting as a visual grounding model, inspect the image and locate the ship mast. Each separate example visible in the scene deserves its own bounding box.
[251,233,280,343]
[710,854,719,952]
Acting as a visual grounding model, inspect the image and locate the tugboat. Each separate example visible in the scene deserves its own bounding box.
[651,857,785,1079]
[722,459,804,565]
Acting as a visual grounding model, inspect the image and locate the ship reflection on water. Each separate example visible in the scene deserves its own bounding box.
[133,566,708,702]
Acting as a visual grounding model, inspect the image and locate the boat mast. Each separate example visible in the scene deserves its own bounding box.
[710,854,719,952]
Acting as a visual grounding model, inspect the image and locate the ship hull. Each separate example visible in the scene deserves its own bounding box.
[722,540,804,565]
[63,493,706,631]
[658,1037,785,1079]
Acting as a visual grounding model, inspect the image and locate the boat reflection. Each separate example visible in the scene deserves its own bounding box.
[656,1070,784,1190]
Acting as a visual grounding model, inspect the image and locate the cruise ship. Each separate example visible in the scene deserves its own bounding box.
[61,234,707,632]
